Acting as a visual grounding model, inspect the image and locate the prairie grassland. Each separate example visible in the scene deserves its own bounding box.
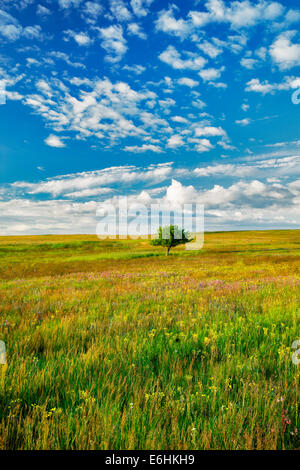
[0,230,299,450]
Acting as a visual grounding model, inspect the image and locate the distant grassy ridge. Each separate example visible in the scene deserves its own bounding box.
[0,230,300,281]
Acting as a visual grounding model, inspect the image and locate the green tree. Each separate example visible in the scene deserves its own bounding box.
[150,225,194,256]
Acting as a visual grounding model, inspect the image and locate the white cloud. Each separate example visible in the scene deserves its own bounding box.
[246,78,276,94]
[123,64,146,74]
[45,134,66,148]
[240,57,258,69]
[124,144,163,153]
[12,164,173,197]
[0,9,22,41]
[36,79,52,95]
[155,5,190,39]
[194,163,255,178]
[49,51,85,69]
[155,0,286,42]
[23,25,43,40]
[65,30,92,46]
[192,98,206,109]
[245,77,300,94]
[194,126,226,137]
[127,22,146,40]
[159,45,206,70]
[65,187,113,198]
[82,1,103,23]
[195,155,300,180]
[37,5,51,16]
[177,77,199,87]
[197,40,223,58]
[131,0,153,17]
[164,179,197,205]
[255,46,267,60]
[198,67,224,82]
[187,10,211,28]
[195,138,213,153]
[270,32,300,70]
[110,0,132,22]
[167,134,185,148]
[98,25,127,62]
[203,0,284,28]
[0,9,46,41]
[0,198,98,235]
[236,118,251,126]
[58,0,83,8]
[6,156,300,233]
[171,116,189,124]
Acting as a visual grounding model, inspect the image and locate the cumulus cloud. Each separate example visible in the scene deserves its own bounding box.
[98,25,127,62]
[131,0,154,17]
[155,0,288,41]
[270,31,300,70]
[64,30,92,46]
[123,64,146,74]
[197,40,223,58]
[23,25,43,40]
[45,134,66,148]
[195,139,213,153]
[110,0,132,22]
[194,126,227,137]
[204,0,284,28]
[167,134,185,148]
[198,67,225,82]
[240,57,258,69]
[0,9,46,41]
[0,9,22,41]
[127,22,147,40]
[171,116,189,124]
[58,0,83,8]
[124,144,163,153]
[235,118,251,126]
[6,156,300,234]
[178,77,199,87]
[155,5,190,39]
[159,45,206,70]
[81,1,103,23]
[245,76,300,94]
[37,5,51,16]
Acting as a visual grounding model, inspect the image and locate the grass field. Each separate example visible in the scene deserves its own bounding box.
[0,230,299,450]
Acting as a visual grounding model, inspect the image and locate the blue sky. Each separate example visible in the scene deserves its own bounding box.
[1,0,300,234]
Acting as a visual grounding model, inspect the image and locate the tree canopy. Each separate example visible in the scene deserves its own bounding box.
[150,225,194,256]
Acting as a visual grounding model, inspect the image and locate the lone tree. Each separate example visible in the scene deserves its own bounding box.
[151,225,194,256]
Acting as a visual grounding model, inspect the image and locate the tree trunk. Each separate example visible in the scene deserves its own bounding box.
[166,246,171,256]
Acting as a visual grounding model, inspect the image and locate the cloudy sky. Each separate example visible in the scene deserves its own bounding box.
[1,0,300,234]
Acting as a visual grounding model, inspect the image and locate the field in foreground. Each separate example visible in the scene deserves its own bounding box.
[0,230,299,450]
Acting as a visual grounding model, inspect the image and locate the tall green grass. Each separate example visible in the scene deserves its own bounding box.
[0,231,299,449]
